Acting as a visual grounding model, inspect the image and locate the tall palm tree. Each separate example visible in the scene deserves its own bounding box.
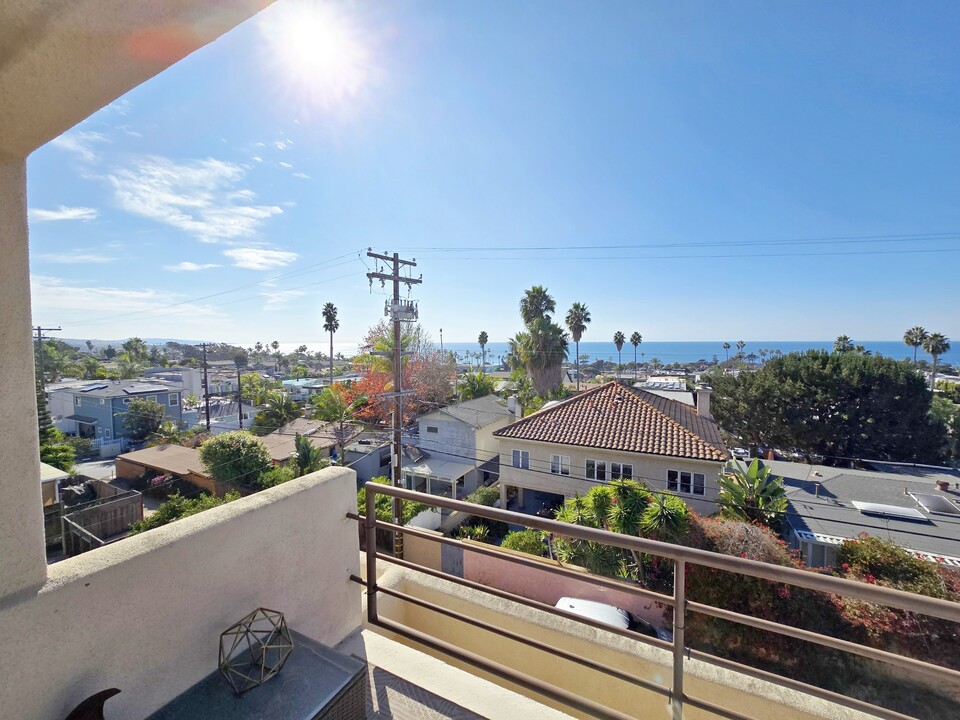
[510,317,569,396]
[565,302,590,391]
[478,330,488,370]
[904,326,929,364]
[629,332,642,380]
[736,340,746,359]
[722,342,730,361]
[613,331,625,379]
[834,335,854,353]
[922,333,951,390]
[520,285,556,324]
[322,302,339,386]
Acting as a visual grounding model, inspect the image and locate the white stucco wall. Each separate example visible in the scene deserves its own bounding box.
[0,467,360,720]
[498,438,723,516]
[0,158,47,600]
[419,415,479,458]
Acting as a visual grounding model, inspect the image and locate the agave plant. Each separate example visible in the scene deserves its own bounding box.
[718,458,787,528]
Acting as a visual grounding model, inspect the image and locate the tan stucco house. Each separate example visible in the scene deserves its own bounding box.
[493,381,729,516]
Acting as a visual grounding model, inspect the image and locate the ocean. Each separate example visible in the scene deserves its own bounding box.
[430,340,960,367]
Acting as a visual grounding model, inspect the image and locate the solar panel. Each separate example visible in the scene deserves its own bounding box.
[79,383,108,392]
[852,500,927,520]
[909,492,960,515]
[123,383,171,394]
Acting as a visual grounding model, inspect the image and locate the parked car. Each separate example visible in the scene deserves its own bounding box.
[731,447,750,460]
[554,597,672,642]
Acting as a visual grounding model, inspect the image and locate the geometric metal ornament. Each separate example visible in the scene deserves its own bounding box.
[218,608,294,695]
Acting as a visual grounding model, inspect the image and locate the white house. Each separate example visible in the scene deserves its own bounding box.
[494,381,729,515]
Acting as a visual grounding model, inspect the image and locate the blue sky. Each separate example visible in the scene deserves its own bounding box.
[27,1,960,351]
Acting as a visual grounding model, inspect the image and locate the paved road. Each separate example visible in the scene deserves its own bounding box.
[75,459,115,480]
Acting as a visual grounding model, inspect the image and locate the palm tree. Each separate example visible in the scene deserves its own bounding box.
[629,332,642,380]
[510,318,570,397]
[293,433,326,476]
[478,331,488,370]
[520,285,556,324]
[260,390,301,430]
[565,302,590,391]
[834,335,854,353]
[735,340,746,359]
[722,342,730,362]
[922,333,951,390]
[904,326,929,364]
[310,385,366,460]
[718,459,787,529]
[613,331,626,379]
[270,340,281,372]
[322,302,339,386]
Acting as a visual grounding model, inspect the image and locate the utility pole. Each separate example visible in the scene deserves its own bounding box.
[235,361,244,430]
[34,326,61,389]
[200,343,211,431]
[367,249,421,558]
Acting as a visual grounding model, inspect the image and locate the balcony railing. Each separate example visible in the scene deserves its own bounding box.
[349,482,960,720]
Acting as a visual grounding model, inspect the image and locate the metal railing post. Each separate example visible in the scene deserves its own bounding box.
[365,484,379,623]
[672,559,686,720]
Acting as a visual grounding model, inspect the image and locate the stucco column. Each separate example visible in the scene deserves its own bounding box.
[0,158,47,600]
[500,482,508,509]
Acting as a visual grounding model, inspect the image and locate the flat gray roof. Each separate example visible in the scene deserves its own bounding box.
[764,459,960,564]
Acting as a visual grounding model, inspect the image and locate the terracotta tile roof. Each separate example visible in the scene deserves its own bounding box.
[493,381,728,462]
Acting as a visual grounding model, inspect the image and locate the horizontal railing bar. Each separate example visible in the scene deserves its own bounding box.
[371,516,674,606]
[679,693,759,720]
[350,574,673,698]
[371,614,638,720]
[364,483,960,622]
[373,552,674,651]
[686,648,920,720]
[687,600,960,683]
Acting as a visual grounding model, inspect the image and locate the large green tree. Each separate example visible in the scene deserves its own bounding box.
[718,459,787,529]
[565,302,590,391]
[310,385,365,460]
[199,431,271,487]
[123,397,166,440]
[708,350,949,463]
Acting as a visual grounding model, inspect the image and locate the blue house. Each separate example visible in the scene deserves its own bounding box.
[53,380,185,443]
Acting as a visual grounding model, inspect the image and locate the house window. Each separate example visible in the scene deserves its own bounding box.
[586,459,606,481]
[104,429,111,440]
[512,449,529,469]
[99,398,106,405]
[74,396,82,406]
[426,425,439,434]
[550,454,570,476]
[123,398,131,404]
[667,470,706,496]
[148,395,157,404]
[169,393,178,407]
[611,463,633,480]
[379,450,391,467]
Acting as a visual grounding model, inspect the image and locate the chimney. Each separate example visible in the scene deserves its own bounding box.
[507,395,522,419]
[695,385,712,419]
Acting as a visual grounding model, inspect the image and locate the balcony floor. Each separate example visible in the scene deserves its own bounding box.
[338,629,575,720]
[365,665,485,719]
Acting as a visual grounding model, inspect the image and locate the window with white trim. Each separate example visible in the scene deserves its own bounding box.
[512,449,529,469]
[586,459,606,481]
[667,469,706,496]
[169,393,178,406]
[74,396,82,406]
[550,454,570,476]
[611,462,633,480]
[104,429,111,440]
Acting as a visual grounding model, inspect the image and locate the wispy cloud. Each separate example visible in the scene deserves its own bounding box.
[262,289,307,308]
[163,261,220,272]
[30,275,223,321]
[29,206,99,222]
[293,172,311,179]
[278,161,293,169]
[224,247,298,270]
[36,253,116,264]
[50,130,109,162]
[107,156,282,243]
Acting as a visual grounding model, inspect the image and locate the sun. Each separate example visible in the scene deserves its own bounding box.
[260,1,372,109]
